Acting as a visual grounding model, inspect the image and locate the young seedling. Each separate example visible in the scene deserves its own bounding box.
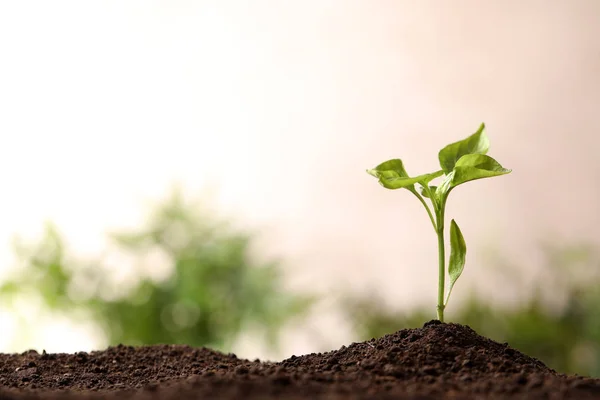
[367,123,511,322]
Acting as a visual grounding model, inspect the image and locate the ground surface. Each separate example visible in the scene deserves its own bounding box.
[0,320,599,399]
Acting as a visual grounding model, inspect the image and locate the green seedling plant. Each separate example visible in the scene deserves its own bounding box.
[367,123,511,322]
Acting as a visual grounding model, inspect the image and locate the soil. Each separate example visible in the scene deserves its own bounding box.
[1,320,599,399]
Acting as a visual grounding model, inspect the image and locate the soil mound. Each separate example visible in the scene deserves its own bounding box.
[1,321,599,399]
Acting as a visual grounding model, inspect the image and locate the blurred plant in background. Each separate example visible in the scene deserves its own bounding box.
[0,188,313,353]
[343,243,600,378]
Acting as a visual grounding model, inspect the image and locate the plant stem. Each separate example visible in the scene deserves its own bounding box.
[436,208,445,322]
[414,191,437,231]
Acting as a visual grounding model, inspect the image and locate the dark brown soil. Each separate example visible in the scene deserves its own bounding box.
[1,320,599,399]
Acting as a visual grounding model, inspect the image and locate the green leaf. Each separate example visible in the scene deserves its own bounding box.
[438,123,489,173]
[450,154,511,189]
[419,185,437,198]
[445,219,466,306]
[367,159,443,190]
[366,159,409,182]
[435,172,454,201]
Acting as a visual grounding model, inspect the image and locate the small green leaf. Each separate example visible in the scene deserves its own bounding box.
[438,123,489,173]
[419,185,437,198]
[450,154,511,189]
[435,172,454,201]
[367,159,442,190]
[366,159,409,180]
[445,219,466,306]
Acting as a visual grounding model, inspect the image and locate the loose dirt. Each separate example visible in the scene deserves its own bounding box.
[1,320,599,399]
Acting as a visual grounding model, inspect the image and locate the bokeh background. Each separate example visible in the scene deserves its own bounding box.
[1,0,600,377]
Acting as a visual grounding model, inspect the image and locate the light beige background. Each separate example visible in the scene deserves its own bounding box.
[1,0,599,360]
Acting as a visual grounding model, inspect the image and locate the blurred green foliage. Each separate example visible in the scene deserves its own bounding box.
[0,189,313,352]
[343,243,600,377]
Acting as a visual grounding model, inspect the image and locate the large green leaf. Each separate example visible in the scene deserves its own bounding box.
[445,219,466,306]
[438,123,489,173]
[450,153,511,189]
[367,159,443,190]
